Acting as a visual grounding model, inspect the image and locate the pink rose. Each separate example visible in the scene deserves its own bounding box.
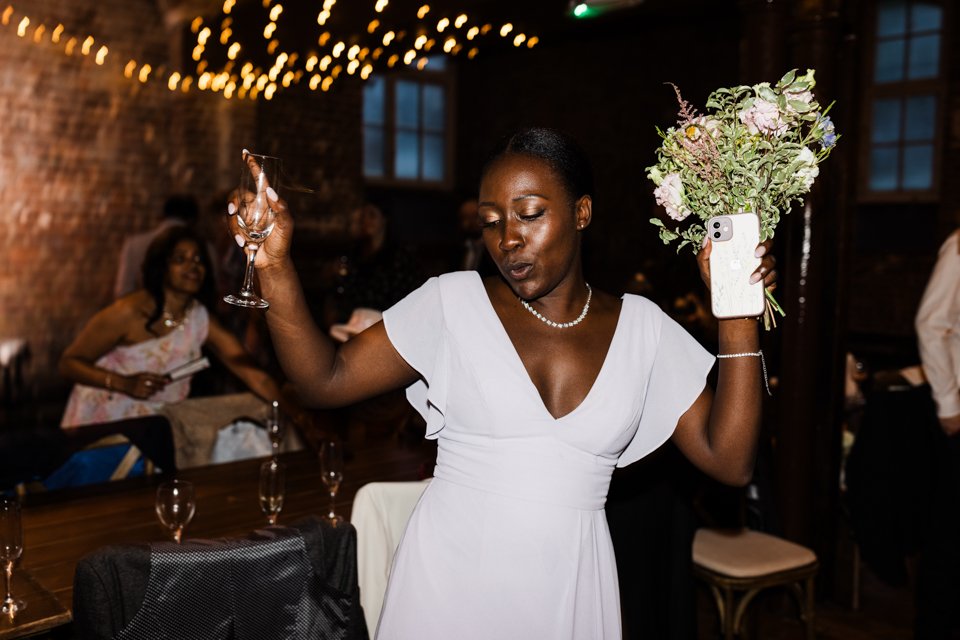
[653,173,690,221]
[739,99,788,136]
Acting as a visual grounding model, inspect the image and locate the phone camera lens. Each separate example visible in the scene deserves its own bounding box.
[713,231,721,239]
[712,221,720,229]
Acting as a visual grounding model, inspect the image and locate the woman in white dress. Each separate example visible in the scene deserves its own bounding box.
[240,129,777,639]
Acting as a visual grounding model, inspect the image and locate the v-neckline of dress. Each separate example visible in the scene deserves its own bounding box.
[473,274,627,423]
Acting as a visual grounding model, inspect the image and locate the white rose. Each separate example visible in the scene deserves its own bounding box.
[794,147,819,190]
[653,172,690,221]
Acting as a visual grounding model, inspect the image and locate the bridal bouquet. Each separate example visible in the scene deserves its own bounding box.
[646,69,838,327]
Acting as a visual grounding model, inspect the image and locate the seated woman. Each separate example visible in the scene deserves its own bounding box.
[59,225,283,429]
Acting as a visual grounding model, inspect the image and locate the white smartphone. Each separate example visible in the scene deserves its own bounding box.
[707,213,765,319]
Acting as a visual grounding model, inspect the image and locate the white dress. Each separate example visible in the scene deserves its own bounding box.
[378,272,714,639]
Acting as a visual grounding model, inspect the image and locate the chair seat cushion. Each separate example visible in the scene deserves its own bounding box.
[693,528,817,578]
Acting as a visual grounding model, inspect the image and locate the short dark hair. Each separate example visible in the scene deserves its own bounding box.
[162,194,199,222]
[480,128,595,203]
[141,226,216,332]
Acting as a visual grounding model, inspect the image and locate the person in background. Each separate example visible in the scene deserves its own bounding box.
[329,197,424,342]
[114,194,200,299]
[913,228,960,639]
[61,225,285,429]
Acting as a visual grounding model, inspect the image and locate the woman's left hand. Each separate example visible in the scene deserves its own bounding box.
[696,238,777,293]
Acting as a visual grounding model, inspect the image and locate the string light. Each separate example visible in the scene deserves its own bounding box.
[1,2,535,102]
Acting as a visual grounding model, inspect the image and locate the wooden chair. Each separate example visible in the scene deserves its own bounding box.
[692,527,819,640]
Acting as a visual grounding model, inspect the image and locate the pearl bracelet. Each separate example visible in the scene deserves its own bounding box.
[716,350,772,396]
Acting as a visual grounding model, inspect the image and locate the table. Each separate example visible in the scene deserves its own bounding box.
[9,438,431,638]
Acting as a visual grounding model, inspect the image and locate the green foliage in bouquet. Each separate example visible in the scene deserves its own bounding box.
[646,69,839,254]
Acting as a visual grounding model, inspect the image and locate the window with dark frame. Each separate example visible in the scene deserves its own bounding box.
[362,57,452,186]
[861,0,944,199]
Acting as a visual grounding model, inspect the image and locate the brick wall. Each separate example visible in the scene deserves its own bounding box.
[0,0,361,403]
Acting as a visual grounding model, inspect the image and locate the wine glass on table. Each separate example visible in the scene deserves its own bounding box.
[259,459,286,526]
[155,480,196,544]
[267,400,285,458]
[0,497,25,616]
[320,440,344,527]
[224,151,281,309]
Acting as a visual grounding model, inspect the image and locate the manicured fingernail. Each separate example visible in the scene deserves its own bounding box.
[750,272,762,284]
[247,243,258,251]
[242,148,250,159]
[702,236,709,248]
[266,187,278,202]
[755,245,767,258]
[234,234,244,247]
[227,202,236,215]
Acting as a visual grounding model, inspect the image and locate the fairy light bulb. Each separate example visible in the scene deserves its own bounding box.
[437,17,449,32]
[367,19,379,33]
[319,55,332,71]
[227,42,241,59]
[321,76,333,91]
[387,54,399,67]
[191,16,203,32]
[375,0,388,12]
[220,28,232,44]
[124,60,137,78]
[222,0,235,14]
[198,27,211,45]
[269,5,283,20]
[168,72,181,90]
[416,57,428,70]
[332,41,345,57]
[181,76,193,92]
[347,44,359,60]
[16,16,29,37]
[466,26,478,40]
[403,49,416,65]
[305,55,318,71]
[527,36,539,48]
[64,37,76,55]
[382,31,395,45]
[51,24,64,43]
[455,14,468,28]
[263,22,276,39]
[95,45,108,64]
[310,74,321,90]
[360,63,373,79]
[499,23,513,37]
[443,37,456,52]
[138,64,152,83]
[80,35,94,55]
[32,25,45,43]
[417,5,430,19]
[513,33,525,46]
[2,6,14,26]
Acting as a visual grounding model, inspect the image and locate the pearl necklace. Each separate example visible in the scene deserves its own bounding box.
[519,284,592,329]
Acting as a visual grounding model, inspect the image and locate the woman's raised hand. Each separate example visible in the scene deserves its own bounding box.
[226,150,295,272]
[696,237,778,304]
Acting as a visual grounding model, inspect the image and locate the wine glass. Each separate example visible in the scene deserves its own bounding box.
[224,151,281,309]
[259,459,286,526]
[0,497,25,616]
[267,400,285,457]
[320,440,344,527]
[155,480,196,544]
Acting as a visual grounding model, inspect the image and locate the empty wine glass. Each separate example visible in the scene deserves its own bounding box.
[0,497,25,616]
[224,151,281,309]
[267,400,284,457]
[320,440,344,527]
[155,480,196,544]
[259,459,286,526]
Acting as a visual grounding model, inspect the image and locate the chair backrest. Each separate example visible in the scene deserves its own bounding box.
[72,516,367,640]
[350,480,430,635]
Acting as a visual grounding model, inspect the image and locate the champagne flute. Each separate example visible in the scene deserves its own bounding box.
[259,460,286,526]
[267,400,285,457]
[155,480,196,544]
[224,151,281,309]
[320,440,344,527]
[0,497,25,616]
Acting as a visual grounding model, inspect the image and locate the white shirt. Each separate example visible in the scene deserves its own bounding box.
[915,231,960,418]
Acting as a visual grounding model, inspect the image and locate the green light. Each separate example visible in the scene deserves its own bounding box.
[573,3,591,18]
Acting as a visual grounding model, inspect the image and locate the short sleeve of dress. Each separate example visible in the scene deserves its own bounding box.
[382,276,448,438]
[617,310,715,468]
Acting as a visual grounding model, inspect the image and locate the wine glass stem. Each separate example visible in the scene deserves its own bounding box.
[173,527,183,544]
[328,491,336,519]
[2,561,13,607]
[240,246,259,297]
[268,514,277,526]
